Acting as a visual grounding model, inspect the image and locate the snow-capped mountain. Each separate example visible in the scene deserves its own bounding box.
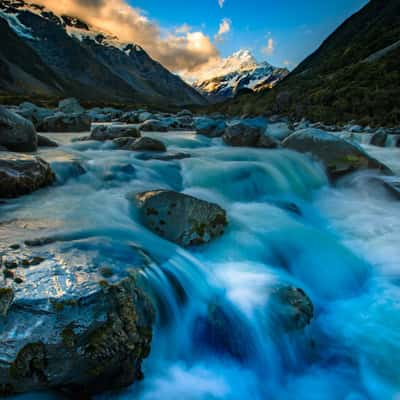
[0,0,205,105]
[193,50,289,102]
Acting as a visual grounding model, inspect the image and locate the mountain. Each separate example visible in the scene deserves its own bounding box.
[214,0,400,126]
[0,0,206,106]
[193,50,288,103]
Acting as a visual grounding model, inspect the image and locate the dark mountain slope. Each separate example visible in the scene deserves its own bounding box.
[0,0,206,106]
[215,0,400,126]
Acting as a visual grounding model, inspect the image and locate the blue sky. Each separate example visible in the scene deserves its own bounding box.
[129,0,368,69]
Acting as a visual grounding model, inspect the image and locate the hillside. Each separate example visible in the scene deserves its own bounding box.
[0,0,206,106]
[214,0,400,126]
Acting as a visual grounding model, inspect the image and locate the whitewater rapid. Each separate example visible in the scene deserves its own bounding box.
[4,129,400,400]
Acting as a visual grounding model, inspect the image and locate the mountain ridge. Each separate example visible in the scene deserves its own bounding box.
[0,0,206,106]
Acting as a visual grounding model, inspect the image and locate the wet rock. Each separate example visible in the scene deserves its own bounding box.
[0,239,155,395]
[265,122,293,141]
[282,128,391,180]
[194,117,226,138]
[370,129,388,147]
[37,112,91,133]
[0,287,14,317]
[90,125,140,141]
[222,122,264,147]
[269,286,314,331]
[115,137,166,152]
[0,107,37,152]
[0,153,55,198]
[257,134,279,149]
[57,98,85,114]
[37,135,59,147]
[15,103,54,128]
[136,152,191,161]
[194,302,249,361]
[139,119,169,132]
[137,112,154,123]
[135,190,228,247]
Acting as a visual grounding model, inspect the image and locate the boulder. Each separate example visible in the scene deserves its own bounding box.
[194,117,226,138]
[134,190,228,247]
[370,129,388,147]
[282,128,391,180]
[58,98,85,114]
[222,122,264,147]
[137,112,154,123]
[0,153,55,198]
[37,113,91,133]
[0,107,37,152]
[139,119,169,132]
[0,238,154,395]
[269,286,314,331]
[114,137,166,152]
[16,103,54,128]
[136,152,191,161]
[90,125,140,141]
[265,122,293,141]
[37,135,59,148]
[257,134,279,149]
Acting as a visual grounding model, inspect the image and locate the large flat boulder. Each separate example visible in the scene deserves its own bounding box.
[282,128,391,179]
[15,103,54,128]
[134,190,228,247]
[0,238,154,396]
[0,107,37,152]
[0,153,55,198]
[37,112,91,133]
[90,125,140,141]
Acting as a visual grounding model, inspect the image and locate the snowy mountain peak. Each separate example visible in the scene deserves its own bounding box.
[193,49,288,103]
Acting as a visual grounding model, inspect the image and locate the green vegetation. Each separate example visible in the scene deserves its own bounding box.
[210,0,400,127]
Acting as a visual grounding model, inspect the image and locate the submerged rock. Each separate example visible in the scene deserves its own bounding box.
[136,152,191,161]
[370,129,388,147]
[134,190,228,247]
[37,135,59,148]
[269,286,314,331]
[90,125,140,141]
[139,119,169,132]
[0,239,155,395]
[282,128,391,179]
[194,117,226,138]
[0,153,55,198]
[0,107,37,152]
[37,112,91,133]
[114,137,166,152]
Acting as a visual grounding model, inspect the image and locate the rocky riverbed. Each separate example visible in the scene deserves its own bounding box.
[0,99,400,399]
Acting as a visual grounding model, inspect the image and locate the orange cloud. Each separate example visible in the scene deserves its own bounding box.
[34,0,219,74]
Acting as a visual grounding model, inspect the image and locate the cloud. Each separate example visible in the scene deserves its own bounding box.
[214,18,231,42]
[34,0,219,74]
[218,0,225,8]
[262,38,275,55]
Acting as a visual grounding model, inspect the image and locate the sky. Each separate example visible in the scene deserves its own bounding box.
[36,0,368,80]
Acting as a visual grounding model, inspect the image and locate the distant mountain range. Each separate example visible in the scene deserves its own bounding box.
[193,50,288,103]
[214,0,400,126]
[0,0,205,106]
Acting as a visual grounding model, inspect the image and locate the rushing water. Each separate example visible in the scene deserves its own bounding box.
[4,128,400,400]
